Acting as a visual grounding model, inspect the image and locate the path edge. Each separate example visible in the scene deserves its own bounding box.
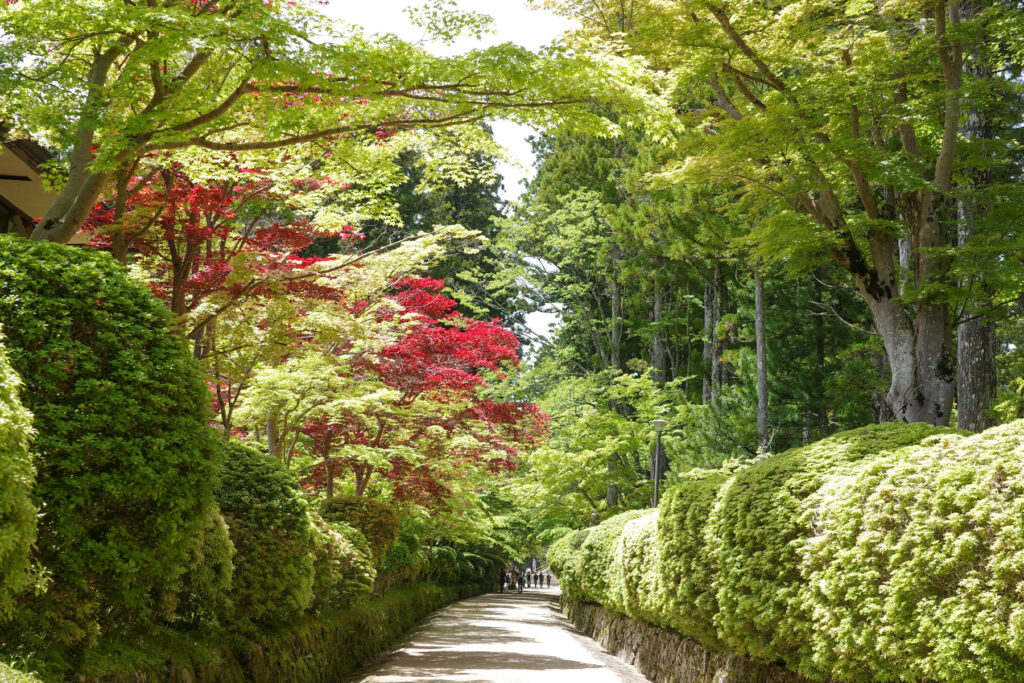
[560,596,812,683]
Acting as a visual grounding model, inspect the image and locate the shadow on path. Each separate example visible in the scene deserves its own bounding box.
[350,588,649,683]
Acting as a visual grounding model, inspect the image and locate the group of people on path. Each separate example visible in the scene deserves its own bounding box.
[499,567,552,593]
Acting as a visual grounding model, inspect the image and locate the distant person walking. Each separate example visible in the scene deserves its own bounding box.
[498,569,506,593]
[546,573,551,588]
[517,571,525,593]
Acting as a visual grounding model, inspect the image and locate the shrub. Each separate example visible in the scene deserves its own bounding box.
[171,504,235,627]
[547,528,591,601]
[0,662,44,683]
[710,422,955,666]
[654,473,730,648]
[0,237,220,641]
[308,512,375,611]
[216,442,314,629]
[610,511,665,625]
[378,520,424,591]
[0,334,36,619]
[795,425,1024,682]
[575,509,648,607]
[547,421,1024,682]
[319,496,400,563]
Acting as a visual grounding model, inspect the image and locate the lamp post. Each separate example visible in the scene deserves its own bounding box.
[651,419,668,506]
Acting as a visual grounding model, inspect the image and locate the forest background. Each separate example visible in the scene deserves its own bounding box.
[0,0,1023,677]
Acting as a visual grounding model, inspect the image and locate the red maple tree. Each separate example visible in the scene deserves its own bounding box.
[303,279,549,508]
[83,164,356,324]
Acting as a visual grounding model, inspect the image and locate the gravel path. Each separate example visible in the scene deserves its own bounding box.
[351,586,650,682]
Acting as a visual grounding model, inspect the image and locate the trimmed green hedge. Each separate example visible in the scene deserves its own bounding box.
[0,662,44,683]
[0,237,220,644]
[69,581,489,682]
[171,504,234,628]
[215,443,314,630]
[0,334,36,619]
[319,496,400,563]
[309,512,375,611]
[547,422,1024,682]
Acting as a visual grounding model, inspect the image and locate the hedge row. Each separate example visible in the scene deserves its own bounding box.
[0,334,36,620]
[0,239,378,674]
[1,582,487,683]
[550,422,1024,682]
[0,238,498,681]
[0,236,221,644]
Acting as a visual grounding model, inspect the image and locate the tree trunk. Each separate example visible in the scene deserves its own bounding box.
[842,219,955,426]
[649,437,667,504]
[813,275,828,438]
[702,276,714,404]
[956,30,997,433]
[354,467,371,497]
[606,463,619,509]
[858,281,954,424]
[754,265,769,452]
[610,276,622,371]
[266,412,281,460]
[683,281,692,397]
[649,282,667,383]
[326,458,335,500]
[957,317,996,431]
[30,49,125,244]
[702,263,723,406]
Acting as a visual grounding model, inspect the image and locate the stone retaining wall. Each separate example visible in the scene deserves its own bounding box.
[561,596,812,683]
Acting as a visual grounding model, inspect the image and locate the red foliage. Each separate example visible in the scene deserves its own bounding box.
[84,168,359,316]
[303,281,549,508]
[85,166,548,510]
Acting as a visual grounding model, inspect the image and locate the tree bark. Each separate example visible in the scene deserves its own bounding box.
[606,464,619,509]
[326,458,335,500]
[266,413,281,460]
[813,275,829,438]
[702,262,723,406]
[957,317,996,431]
[955,8,997,433]
[754,264,769,452]
[699,0,964,427]
[610,276,622,371]
[836,217,955,426]
[649,282,667,383]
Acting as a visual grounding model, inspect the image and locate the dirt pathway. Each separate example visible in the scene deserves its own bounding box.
[351,586,650,682]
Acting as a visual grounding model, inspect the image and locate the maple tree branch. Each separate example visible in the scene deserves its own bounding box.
[721,62,774,90]
[708,74,743,120]
[728,72,767,110]
[707,5,787,92]
[933,0,963,191]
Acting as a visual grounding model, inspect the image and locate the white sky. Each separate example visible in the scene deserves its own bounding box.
[321,1,574,344]
[321,1,578,203]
